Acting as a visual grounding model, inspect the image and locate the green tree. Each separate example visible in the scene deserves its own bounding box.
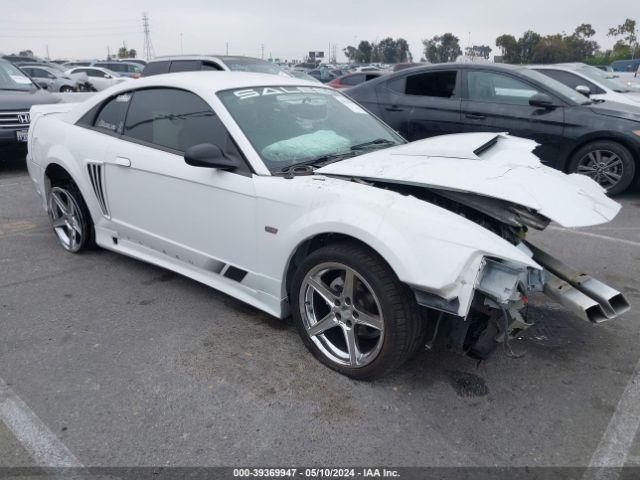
[565,24,599,61]
[532,34,569,63]
[117,45,137,59]
[343,45,357,62]
[422,33,462,63]
[496,34,519,63]
[465,45,492,59]
[356,40,373,63]
[608,19,638,58]
[517,30,541,63]
[395,38,412,62]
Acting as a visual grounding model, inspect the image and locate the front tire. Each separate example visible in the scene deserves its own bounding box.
[48,185,94,253]
[568,141,635,195]
[291,242,422,380]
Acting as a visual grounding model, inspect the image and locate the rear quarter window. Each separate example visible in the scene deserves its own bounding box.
[169,60,202,73]
[142,61,170,76]
[91,93,131,134]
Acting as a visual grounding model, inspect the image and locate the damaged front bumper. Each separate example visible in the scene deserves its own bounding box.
[413,242,630,357]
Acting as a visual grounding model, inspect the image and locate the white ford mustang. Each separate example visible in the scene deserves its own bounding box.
[26,72,630,379]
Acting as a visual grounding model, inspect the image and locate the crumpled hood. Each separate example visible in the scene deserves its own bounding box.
[316,132,621,228]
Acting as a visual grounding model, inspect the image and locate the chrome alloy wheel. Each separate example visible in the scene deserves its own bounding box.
[48,187,84,252]
[299,262,384,368]
[577,149,624,190]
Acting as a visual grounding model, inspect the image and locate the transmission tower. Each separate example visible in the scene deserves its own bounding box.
[142,12,155,60]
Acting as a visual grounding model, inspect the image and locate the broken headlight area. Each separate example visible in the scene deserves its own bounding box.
[415,245,630,361]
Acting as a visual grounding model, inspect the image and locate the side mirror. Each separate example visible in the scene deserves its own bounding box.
[529,92,556,108]
[184,143,239,170]
[575,85,591,97]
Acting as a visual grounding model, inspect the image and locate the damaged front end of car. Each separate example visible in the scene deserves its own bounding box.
[407,188,630,360]
[317,132,631,360]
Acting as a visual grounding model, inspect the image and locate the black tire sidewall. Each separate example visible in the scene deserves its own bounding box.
[291,242,418,380]
[50,185,94,252]
[569,141,636,195]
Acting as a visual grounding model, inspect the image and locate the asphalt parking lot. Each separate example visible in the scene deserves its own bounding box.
[1,152,639,472]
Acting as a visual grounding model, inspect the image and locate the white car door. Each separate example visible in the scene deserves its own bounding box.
[83,68,112,90]
[97,88,257,276]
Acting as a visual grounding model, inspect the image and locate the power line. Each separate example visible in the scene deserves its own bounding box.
[142,12,155,60]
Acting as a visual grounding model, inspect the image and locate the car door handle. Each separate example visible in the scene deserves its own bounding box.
[465,113,486,120]
[114,156,131,167]
[385,106,404,112]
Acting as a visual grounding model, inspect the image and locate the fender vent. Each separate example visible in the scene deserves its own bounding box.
[87,163,109,216]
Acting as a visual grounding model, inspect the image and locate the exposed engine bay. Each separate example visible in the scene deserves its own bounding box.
[351,178,630,360]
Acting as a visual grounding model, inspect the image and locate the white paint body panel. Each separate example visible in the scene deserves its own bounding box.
[318,133,621,228]
[26,72,621,319]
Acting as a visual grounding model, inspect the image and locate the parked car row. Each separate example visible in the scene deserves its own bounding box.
[0,59,60,155]
[346,63,640,194]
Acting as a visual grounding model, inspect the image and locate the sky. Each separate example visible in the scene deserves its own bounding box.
[0,0,635,62]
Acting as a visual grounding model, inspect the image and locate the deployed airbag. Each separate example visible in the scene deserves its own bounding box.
[262,130,349,164]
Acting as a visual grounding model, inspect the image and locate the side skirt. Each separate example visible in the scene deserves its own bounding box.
[94,226,284,318]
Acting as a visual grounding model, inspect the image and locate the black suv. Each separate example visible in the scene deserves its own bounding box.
[0,59,59,157]
[346,63,640,194]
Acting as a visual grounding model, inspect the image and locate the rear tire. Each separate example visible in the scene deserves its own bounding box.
[291,241,422,380]
[48,184,94,253]
[568,141,635,195]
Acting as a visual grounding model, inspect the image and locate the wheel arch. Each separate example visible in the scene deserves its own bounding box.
[283,232,387,301]
[563,133,640,174]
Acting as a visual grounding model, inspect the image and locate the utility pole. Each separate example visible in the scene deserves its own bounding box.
[226,42,229,55]
[142,12,155,60]
[45,44,50,61]
[107,45,111,60]
[180,33,183,54]
[261,43,264,60]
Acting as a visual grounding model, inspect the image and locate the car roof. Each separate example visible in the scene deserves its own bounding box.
[527,63,586,71]
[128,71,319,91]
[93,60,138,66]
[66,71,325,124]
[149,55,264,63]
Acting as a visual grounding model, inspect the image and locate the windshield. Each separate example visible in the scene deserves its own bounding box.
[218,86,404,172]
[224,58,290,77]
[520,68,590,104]
[577,65,631,93]
[0,62,36,91]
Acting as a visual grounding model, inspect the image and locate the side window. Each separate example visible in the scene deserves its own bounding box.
[201,61,223,71]
[142,61,170,76]
[93,93,131,134]
[123,88,234,154]
[88,69,107,78]
[405,71,457,97]
[341,74,364,86]
[467,71,540,105]
[536,69,604,94]
[169,60,202,73]
[385,76,406,93]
